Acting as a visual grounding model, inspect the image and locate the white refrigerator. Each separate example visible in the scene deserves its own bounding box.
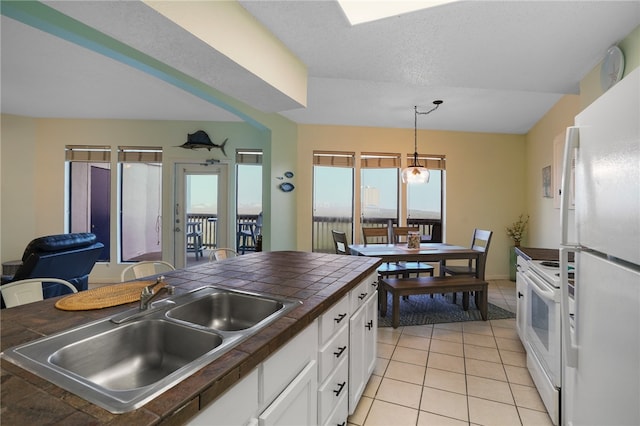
[560,66,640,426]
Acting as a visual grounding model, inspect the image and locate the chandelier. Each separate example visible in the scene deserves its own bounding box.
[401,100,443,184]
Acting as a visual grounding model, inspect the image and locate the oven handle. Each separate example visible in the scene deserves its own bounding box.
[560,246,578,367]
[524,270,558,303]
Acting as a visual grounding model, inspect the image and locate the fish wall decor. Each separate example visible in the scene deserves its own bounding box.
[178,130,227,156]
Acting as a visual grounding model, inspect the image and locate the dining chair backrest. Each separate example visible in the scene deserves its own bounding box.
[120,260,175,282]
[1,278,77,308]
[362,227,389,245]
[391,226,421,243]
[470,228,493,277]
[209,248,239,261]
[331,230,350,255]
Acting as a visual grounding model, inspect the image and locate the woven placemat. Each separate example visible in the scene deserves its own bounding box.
[55,280,162,311]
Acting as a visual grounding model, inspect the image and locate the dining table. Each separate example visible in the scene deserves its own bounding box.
[348,242,485,279]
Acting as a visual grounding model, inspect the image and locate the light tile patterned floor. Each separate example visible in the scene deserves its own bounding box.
[348,280,553,426]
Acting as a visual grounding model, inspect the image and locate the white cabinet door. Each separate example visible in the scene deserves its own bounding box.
[259,360,318,426]
[348,290,377,414]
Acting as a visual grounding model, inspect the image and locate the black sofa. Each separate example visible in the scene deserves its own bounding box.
[1,233,104,304]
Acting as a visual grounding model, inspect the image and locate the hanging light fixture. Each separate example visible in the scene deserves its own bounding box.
[401,100,443,184]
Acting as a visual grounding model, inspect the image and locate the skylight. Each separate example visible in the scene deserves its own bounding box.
[337,0,458,25]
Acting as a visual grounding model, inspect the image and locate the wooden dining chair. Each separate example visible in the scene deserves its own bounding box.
[441,228,493,302]
[362,226,434,278]
[392,226,435,277]
[331,230,350,255]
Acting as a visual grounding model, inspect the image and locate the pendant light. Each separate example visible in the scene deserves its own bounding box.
[401,100,443,184]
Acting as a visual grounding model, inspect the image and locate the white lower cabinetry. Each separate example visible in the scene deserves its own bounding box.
[187,321,318,426]
[348,285,377,414]
[187,272,379,426]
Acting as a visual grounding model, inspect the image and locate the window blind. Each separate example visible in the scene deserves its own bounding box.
[118,146,162,163]
[236,149,263,164]
[65,145,111,162]
[361,152,401,168]
[313,151,355,167]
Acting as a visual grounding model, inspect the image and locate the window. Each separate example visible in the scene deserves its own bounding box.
[407,154,445,241]
[66,145,111,261]
[312,152,355,252]
[361,152,401,226]
[118,146,162,262]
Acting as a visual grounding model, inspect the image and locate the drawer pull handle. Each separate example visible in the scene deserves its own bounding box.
[334,346,347,358]
[371,281,378,288]
[365,320,373,330]
[358,292,368,300]
[333,381,346,396]
[337,423,346,426]
[334,313,347,323]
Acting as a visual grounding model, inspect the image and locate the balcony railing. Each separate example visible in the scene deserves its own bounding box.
[185,213,441,254]
[312,216,442,253]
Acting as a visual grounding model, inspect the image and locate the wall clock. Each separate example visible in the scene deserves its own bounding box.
[600,45,625,91]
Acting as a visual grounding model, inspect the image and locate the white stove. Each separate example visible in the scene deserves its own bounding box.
[529,260,574,288]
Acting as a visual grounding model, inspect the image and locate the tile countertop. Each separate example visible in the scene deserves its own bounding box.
[0,251,381,425]
[515,246,575,262]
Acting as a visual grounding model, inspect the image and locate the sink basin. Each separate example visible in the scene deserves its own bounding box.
[166,291,285,331]
[50,319,223,390]
[1,286,301,413]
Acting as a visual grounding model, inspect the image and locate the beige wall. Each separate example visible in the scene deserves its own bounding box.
[296,125,526,279]
[524,25,639,249]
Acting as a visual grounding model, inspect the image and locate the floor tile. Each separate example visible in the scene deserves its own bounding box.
[385,360,426,385]
[465,358,508,382]
[468,396,521,425]
[366,281,551,425]
[518,406,554,426]
[376,377,423,409]
[511,382,547,411]
[424,367,466,395]
[466,375,514,404]
[420,387,469,422]
[392,346,429,366]
[417,410,469,426]
[429,338,464,357]
[397,334,431,351]
[363,399,418,426]
[427,352,465,374]
[431,327,463,343]
[504,364,535,386]
[464,344,501,363]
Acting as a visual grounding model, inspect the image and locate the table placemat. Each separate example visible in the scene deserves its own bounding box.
[55,280,161,311]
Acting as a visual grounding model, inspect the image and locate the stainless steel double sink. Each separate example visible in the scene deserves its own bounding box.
[1,286,301,413]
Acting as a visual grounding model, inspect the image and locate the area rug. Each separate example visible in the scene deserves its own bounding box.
[378,293,515,327]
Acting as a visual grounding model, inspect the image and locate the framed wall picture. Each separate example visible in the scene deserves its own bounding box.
[542,165,552,198]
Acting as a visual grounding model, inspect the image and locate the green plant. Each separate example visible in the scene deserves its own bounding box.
[506,214,529,245]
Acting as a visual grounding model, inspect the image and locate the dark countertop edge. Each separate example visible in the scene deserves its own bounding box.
[0,251,383,425]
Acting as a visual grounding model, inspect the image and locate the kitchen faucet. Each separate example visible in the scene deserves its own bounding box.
[139,276,175,310]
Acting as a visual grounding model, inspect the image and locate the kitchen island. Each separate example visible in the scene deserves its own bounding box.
[0,251,381,425]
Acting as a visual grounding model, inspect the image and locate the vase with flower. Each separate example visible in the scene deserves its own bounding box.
[506,214,529,280]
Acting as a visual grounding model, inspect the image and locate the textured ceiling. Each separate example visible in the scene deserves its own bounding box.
[2,1,639,134]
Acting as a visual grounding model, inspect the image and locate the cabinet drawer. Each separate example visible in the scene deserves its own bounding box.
[318,325,349,383]
[323,390,348,426]
[350,273,377,313]
[318,357,348,426]
[319,294,349,345]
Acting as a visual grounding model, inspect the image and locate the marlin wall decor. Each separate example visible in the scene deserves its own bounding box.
[178,130,228,156]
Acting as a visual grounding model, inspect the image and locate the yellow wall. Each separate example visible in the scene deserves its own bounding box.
[297,125,526,279]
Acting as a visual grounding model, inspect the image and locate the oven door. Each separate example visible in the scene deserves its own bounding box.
[523,268,561,387]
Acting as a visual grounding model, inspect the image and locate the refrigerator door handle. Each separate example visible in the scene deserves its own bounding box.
[560,246,578,367]
[560,126,579,246]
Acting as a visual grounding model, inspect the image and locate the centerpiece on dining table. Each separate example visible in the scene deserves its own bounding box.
[407,231,421,249]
